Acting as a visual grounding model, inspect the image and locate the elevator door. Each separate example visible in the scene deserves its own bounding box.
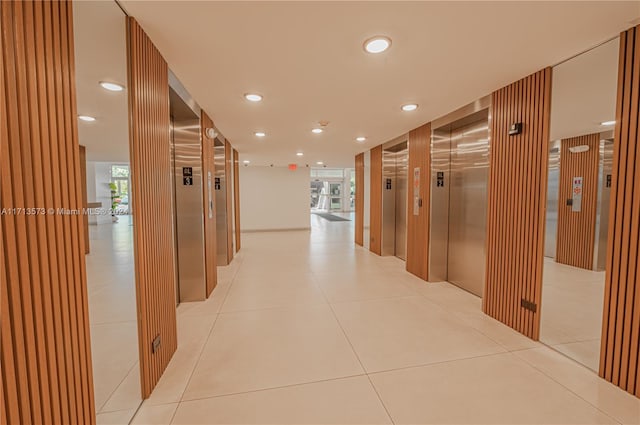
[382,142,408,260]
[447,120,489,296]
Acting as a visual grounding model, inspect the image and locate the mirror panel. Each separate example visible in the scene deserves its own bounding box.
[541,37,619,372]
[73,1,142,420]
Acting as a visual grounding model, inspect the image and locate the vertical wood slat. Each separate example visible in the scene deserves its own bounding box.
[483,68,552,340]
[233,148,241,252]
[600,24,640,398]
[369,145,383,255]
[127,17,178,398]
[354,153,365,246]
[201,111,217,297]
[1,1,96,423]
[79,145,89,253]
[225,141,234,262]
[406,123,431,280]
[555,133,600,269]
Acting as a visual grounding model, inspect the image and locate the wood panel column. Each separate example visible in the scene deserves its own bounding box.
[233,148,241,252]
[406,123,431,280]
[369,145,383,255]
[225,141,234,261]
[127,17,178,398]
[201,112,217,297]
[355,153,365,246]
[1,1,96,423]
[556,133,600,269]
[483,68,552,340]
[599,24,640,398]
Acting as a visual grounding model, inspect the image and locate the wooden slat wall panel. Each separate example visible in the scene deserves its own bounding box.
[127,17,178,398]
[600,24,640,398]
[355,153,365,246]
[1,1,96,423]
[225,141,234,261]
[556,133,600,269]
[406,123,431,280]
[201,112,217,297]
[483,68,552,340]
[233,148,241,252]
[369,145,383,255]
[79,145,89,254]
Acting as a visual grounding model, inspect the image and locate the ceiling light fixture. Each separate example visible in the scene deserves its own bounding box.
[312,128,323,134]
[255,132,266,137]
[99,81,124,92]
[356,136,366,142]
[78,115,96,122]
[364,36,392,54]
[243,160,250,164]
[401,104,418,112]
[316,161,324,165]
[296,152,304,156]
[600,120,616,126]
[244,93,263,102]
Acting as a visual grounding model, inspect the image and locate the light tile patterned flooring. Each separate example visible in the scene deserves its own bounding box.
[98,215,638,424]
[540,257,606,372]
[87,216,142,425]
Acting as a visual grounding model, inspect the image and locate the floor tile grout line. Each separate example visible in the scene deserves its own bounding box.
[310,271,396,425]
[511,351,623,424]
[177,373,370,405]
[163,255,245,424]
[97,351,139,415]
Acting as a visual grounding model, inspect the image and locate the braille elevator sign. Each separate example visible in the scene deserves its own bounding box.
[182,167,192,177]
[436,171,445,187]
[606,174,612,188]
[183,177,193,186]
[214,177,221,190]
[386,178,392,190]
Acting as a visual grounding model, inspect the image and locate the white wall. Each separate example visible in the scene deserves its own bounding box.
[239,166,310,231]
[87,161,114,225]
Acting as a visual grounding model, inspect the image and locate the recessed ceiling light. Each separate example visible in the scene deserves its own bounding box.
[312,128,323,134]
[255,132,266,137]
[99,81,124,92]
[243,160,250,164]
[401,104,418,112]
[316,161,323,165]
[600,120,616,126]
[244,93,263,102]
[296,152,304,156]
[356,136,366,142]
[364,36,391,54]
[78,115,96,122]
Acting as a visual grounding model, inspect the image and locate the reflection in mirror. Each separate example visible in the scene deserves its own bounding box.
[74,1,142,421]
[541,37,619,372]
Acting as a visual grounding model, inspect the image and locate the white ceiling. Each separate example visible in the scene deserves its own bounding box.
[74,0,129,163]
[118,1,639,167]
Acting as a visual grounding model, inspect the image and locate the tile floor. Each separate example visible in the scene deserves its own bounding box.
[113,214,639,424]
[87,216,143,424]
[540,257,606,371]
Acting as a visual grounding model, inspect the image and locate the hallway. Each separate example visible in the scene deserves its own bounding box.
[111,220,640,424]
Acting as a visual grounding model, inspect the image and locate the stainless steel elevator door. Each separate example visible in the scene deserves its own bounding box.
[382,142,408,259]
[447,120,489,297]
